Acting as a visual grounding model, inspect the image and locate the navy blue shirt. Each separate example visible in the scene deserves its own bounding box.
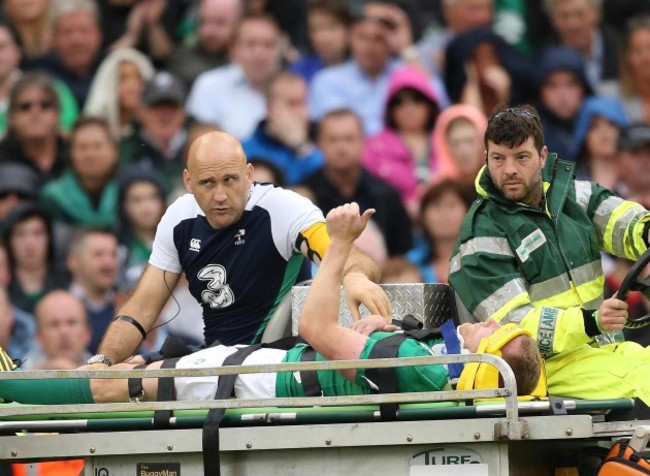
[149,184,324,345]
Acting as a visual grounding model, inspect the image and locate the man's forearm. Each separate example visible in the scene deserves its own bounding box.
[342,246,381,283]
[97,321,144,364]
[97,305,156,363]
[299,240,352,338]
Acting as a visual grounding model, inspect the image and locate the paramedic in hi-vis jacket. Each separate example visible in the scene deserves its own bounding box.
[449,105,650,403]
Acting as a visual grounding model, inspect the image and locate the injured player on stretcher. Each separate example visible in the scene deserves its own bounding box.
[0,204,542,405]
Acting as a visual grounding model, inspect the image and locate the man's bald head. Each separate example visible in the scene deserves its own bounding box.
[35,290,87,329]
[35,290,90,364]
[184,131,254,229]
[186,131,247,173]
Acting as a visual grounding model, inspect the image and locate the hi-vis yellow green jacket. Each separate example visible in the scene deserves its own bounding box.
[449,154,650,357]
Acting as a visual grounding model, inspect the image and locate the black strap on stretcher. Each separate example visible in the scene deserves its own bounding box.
[202,336,298,476]
[153,357,181,428]
[127,365,147,402]
[298,347,323,396]
[202,344,261,475]
[365,316,442,421]
[365,333,408,421]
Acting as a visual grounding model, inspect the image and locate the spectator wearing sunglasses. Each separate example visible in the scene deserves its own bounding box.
[0,72,69,185]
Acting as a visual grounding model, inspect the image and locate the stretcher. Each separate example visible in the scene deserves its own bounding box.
[1,284,649,475]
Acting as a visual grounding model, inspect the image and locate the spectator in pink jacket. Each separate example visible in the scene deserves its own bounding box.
[431,104,487,196]
[362,66,442,216]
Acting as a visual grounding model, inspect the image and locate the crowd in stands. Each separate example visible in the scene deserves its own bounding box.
[0,0,650,392]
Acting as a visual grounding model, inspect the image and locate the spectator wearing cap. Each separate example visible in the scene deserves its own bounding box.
[186,14,283,140]
[0,72,69,184]
[0,162,40,221]
[41,117,119,228]
[119,71,189,191]
[39,0,104,109]
[534,46,593,161]
[615,123,650,209]
[242,71,323,185]
[167,0,242,88]
[309,13,447,136]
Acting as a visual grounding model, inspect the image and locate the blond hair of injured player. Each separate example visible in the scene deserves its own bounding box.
[0,204,541,405]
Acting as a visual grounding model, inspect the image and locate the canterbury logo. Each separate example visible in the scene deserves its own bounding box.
[189,238,201,252]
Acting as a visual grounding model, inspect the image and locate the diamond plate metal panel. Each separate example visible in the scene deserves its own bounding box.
[291,283,456,335]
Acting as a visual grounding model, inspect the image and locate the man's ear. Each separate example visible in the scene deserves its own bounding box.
[183,169,193,193]
[540,145,548,167]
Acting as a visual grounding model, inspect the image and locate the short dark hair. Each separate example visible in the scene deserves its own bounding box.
[232,13,280,44]
[70,116,114,146]
[309,0,352,26]
[500,335,542,396]
[317,108,364,139]
[266,71,305,99]
[485,105,544,153]
[67,227,116,257]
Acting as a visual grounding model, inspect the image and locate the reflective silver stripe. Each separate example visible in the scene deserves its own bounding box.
[593,196,624,245]
[529,274,571,302]
[474,278,528,321]
[501,305,535,324]
[575,180,592,213]
[537,307,558,357]
[612,206,647,257]
[449,254,461,274]
[449,237,514,274]
[569,260,603,286]
[582,295,603,310]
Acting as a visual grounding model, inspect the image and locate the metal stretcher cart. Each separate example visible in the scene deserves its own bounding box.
[0,284,649,476]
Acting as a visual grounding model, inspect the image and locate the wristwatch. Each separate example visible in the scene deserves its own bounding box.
[87,354,113,367]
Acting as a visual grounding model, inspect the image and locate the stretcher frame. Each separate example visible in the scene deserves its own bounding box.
[2,283,648,475]
[0,354,648,476]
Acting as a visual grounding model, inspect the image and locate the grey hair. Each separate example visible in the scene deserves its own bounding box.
[50,0,100,25]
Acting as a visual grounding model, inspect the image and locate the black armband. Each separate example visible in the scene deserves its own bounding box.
[114,315,147,341]
[581,309,600,337]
